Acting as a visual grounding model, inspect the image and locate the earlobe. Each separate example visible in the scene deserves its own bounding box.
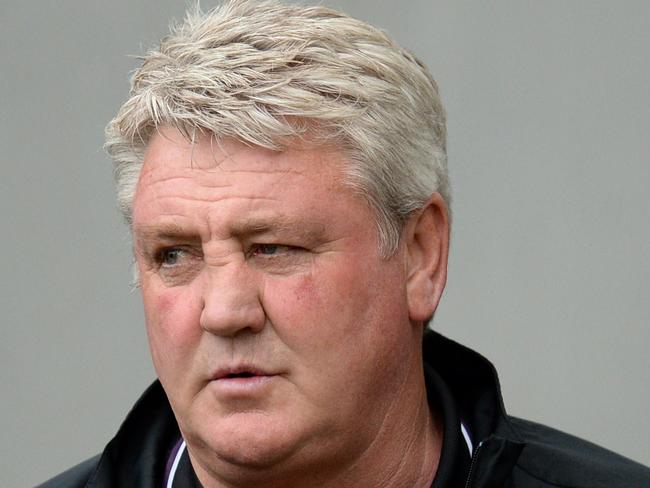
[405,193,450,323]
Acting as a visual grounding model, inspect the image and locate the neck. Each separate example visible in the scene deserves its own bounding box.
[330,360,442,488]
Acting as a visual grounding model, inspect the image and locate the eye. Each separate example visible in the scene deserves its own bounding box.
[246,242,311,273]
[249,243,297,258]
[158,247,187,267]
[256,244,281,255]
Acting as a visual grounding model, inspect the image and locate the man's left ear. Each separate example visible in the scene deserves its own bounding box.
[404,193,450,322]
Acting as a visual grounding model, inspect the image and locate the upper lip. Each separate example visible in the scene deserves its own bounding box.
[211,365,276,380]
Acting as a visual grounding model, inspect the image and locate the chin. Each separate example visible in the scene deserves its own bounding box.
[189,411,307,470]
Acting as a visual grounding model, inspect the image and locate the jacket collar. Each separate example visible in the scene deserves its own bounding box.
[86,381,178,487]
[423,330,525,487]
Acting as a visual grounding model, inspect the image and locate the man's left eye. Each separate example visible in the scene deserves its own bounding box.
[251,244,295,257]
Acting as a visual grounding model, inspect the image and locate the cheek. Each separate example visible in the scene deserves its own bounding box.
[322,258,409,363]
[262,273,323,329]
[293,274,320,307]
[142,283,202,370]
[265,256,407,360]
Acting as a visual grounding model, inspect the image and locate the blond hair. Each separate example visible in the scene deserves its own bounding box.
[105,0,449,255]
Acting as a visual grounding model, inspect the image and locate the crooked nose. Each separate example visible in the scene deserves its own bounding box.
[199,264,265,337]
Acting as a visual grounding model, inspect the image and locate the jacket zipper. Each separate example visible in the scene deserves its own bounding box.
[463,440,484,488]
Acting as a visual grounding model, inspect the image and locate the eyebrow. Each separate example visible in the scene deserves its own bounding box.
[133,216,327,244]
[133,222,200,247]
[231,216,325,238]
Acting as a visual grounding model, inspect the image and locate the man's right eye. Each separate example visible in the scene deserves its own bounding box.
[150,246,202,286]
[158,248,186,267]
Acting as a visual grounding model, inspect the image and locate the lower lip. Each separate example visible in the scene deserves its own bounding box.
[211,375,278,395]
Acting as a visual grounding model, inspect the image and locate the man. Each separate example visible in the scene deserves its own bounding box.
[39,1,649,487]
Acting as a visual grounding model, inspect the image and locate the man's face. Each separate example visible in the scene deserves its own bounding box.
[132,128,426,478]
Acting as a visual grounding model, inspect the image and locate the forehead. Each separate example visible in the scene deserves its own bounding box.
[132,128,374,238]
[138,128,345,184]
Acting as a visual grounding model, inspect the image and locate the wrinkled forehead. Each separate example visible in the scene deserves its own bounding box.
[134,127,354,208]
[140,126,347,173]
[130,126,383,250]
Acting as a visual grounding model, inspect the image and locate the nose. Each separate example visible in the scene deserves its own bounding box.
[199,263,266,337]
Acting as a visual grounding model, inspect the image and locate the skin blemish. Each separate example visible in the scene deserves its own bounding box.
[293,273,319,304]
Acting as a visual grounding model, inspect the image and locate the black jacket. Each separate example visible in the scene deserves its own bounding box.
[38,332,650,487]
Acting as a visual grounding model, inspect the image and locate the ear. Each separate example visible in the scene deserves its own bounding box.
[404,193,450,323]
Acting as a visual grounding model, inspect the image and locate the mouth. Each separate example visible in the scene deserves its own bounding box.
[212,366,276,381]
[210,366,280,396]
[223,371,259,379]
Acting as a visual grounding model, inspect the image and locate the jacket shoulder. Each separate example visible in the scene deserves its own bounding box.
[507,417,650,487]
[35,454,101,488]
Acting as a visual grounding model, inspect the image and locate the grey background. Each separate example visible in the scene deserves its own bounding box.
[1,1,648,486]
